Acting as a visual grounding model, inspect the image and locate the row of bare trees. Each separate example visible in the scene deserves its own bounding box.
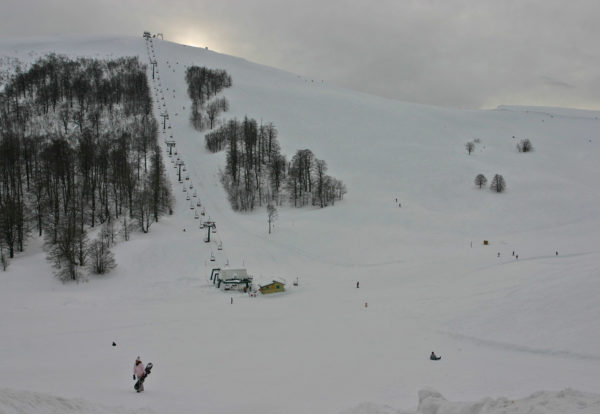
[0,54,172,280]
[207,117,345,211]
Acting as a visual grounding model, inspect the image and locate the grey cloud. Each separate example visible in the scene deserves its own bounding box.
[2,0,600,109]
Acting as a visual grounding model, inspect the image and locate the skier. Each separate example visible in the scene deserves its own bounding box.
[133,356,145,392]
[430,351,441,361]
[356,281,360,288]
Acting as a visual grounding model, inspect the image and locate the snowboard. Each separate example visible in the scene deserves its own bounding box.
[134,362,153,392]
[431,356,441,361]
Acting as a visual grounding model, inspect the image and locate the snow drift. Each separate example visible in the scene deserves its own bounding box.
[0,389,155,414]
[343,388,600,414]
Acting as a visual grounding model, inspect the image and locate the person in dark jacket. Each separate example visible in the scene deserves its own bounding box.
[430,351,441,360]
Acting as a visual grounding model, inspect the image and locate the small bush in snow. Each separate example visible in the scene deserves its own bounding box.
[517,139,533,152]
[87,239,116,275]
[466,141,475,155]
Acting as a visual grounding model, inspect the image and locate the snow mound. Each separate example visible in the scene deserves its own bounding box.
[342,389,600,414]
[0,389,156,414]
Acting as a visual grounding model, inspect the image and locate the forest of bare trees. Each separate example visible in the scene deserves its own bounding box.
[185,66,231,131]
[0,54,172,280]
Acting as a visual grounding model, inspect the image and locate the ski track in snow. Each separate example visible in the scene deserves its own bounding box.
[442,331,600,362]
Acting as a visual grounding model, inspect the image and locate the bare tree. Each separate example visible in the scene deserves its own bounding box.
[474,174,487,189]
[490,174,506,193]
[267,203,278,234]
[87,238,116,275]
[0,244,8,271]
[466,141,475,155]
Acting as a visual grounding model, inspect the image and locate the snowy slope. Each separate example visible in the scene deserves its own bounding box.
[1,35,600,414]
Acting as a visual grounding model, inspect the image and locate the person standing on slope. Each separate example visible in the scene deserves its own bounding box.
[133,356,145,392]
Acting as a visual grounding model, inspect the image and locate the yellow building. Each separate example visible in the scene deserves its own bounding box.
[259,280,285,294]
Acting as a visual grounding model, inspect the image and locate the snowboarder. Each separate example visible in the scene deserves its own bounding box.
[133,357,153,392]
[430,351,441,361]
[356,281,360,288]
[133,356,145,392]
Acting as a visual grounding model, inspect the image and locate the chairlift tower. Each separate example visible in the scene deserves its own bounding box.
[160,112,169,130]
[176,160,185,182]
[202,221,216,243]
[165,140,176,155]
[150,60,158,79]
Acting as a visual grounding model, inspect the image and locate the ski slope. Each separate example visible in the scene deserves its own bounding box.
[1,35,600,414]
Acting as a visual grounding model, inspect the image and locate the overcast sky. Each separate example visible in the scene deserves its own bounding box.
[3,0,600,109]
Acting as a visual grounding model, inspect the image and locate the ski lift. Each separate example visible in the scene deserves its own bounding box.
[211,227,217,234]
[189,183,193,189]
[185,174,189,180]
[196,200,201,207]
[194,210,199,219]
[199,222,205,229]
[210,252,215,262]
[182,187,187,192]
[218,242,223,251]
[183,166,187,172]
[201,208,205,216]
[186,194,191,201]
[193,190,197,198]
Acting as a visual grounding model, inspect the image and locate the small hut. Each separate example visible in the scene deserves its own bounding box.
[259,279,286,294]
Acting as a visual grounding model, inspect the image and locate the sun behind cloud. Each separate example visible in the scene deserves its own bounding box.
[171,28,215,50]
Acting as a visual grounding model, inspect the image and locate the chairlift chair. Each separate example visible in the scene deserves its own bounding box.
[210,253,215,262]
[218,242,223,251]
[193,190,197,198]
[185,175,189,180]
[186,194,191,201]
[194,210,199,219]
[196,200,201,207]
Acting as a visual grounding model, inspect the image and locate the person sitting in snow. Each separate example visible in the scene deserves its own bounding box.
[133,356,145,392]
[430,351,441,360]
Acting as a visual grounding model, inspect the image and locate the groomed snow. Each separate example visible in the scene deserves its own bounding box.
[1,35,599,414]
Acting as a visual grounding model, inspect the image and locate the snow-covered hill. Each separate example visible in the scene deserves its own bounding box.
[1,35,599,414]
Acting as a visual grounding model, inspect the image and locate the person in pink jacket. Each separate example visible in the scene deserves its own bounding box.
[133,356,145,392]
